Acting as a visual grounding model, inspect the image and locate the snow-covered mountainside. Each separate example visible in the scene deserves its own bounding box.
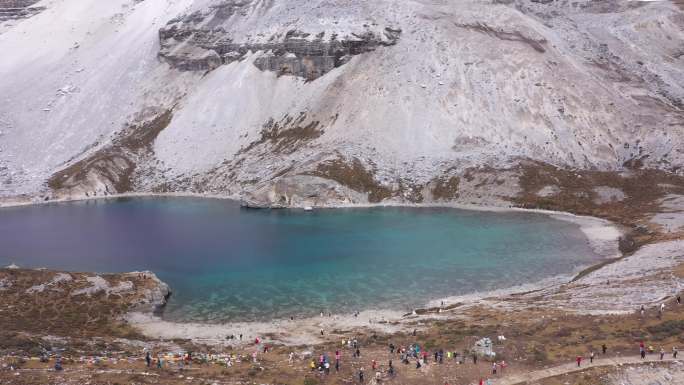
[1,0,683,207]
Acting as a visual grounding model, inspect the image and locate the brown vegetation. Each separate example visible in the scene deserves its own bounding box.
[239,114,323,155]
[431,175,460,201]
[311,157,392,203]
[0,269,157,340]
[47,110,173,194]
[514,160,684,250]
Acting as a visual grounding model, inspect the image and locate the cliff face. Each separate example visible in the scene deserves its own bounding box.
[1,0,683,207]
[0,0,44,23]
[158,5,401,79]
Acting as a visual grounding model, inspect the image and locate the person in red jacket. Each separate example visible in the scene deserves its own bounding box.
[576,355,582,367]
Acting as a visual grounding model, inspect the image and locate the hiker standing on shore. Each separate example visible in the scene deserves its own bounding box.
[576,356,582,367]
[602,344,607,355]
[640,342,646,359]
[673,346,678,359]
[590,351,594,363]
[660,347,665,360]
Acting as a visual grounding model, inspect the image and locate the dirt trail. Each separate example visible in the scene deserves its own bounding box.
[498,356,680,385]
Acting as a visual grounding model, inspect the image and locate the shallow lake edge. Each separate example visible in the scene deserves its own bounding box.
[1,192,630,346]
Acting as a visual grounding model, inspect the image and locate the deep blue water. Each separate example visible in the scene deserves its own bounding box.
[0,197,600,322]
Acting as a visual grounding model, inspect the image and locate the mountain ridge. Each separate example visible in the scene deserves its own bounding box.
[1,0,683,207]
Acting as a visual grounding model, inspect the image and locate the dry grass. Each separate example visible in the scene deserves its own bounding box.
[431,175,460,201]
[48,110,173,194]
[238,113,323,155]
[311,157,393,203]
[514,160,684,251]
[0,269,157,340]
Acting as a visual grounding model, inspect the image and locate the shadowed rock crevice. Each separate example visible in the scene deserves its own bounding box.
[454,22,546,53]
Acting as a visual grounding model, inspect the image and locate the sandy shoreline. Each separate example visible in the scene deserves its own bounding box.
[2,191,630,346]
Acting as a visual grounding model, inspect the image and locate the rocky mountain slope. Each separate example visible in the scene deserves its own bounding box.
[1,0,683,207]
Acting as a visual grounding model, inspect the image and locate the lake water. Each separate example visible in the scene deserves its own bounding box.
[0,197,601,322]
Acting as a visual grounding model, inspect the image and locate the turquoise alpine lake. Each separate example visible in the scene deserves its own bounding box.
[0,197,601,322]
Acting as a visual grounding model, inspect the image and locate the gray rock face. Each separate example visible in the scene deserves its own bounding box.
[0,0,44,21]
[242,175,368,208]
[158,2,401,79]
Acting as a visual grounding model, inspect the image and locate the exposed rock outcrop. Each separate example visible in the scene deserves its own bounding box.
[0,0,44,22]
[242,174,368,208]
[47,109,174,199]
[158,1,401,79]
[0,268,172,335]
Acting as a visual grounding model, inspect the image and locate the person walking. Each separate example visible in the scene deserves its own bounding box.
[602,344,607,355]
[492,362,497,375]
[359,368,364,383]
[590,351,594,363]
[473,354,478,365]
[576,356,582,367]
[673,346,678,359]
[145,351,151,367]
[660,347,665,360]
